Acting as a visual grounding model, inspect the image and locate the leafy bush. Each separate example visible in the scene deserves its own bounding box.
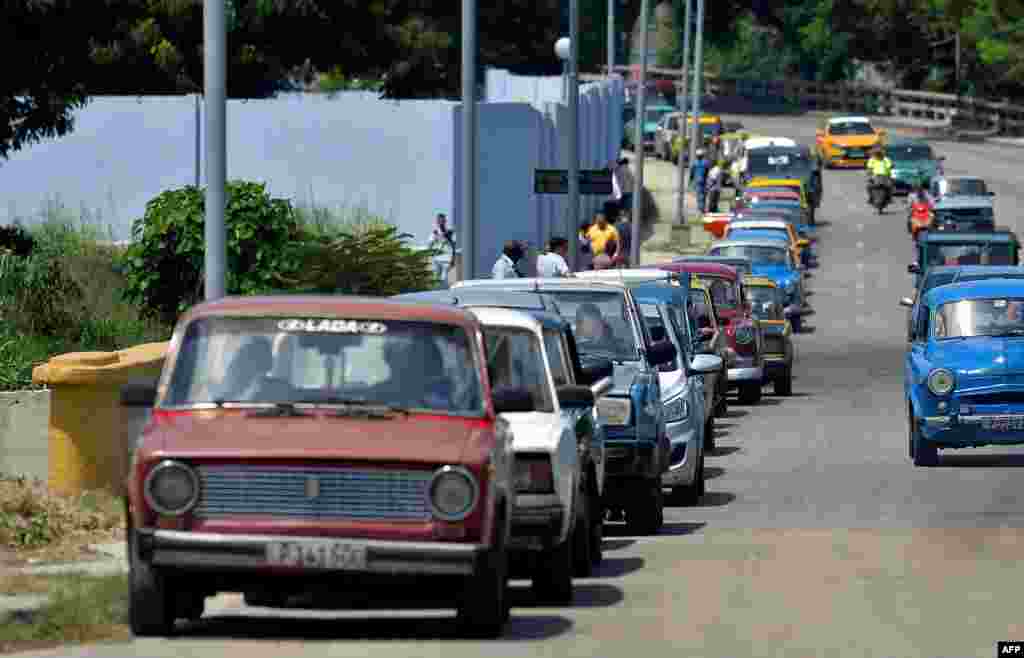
[122,182,435,323]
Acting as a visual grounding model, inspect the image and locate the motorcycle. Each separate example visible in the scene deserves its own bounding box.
[868,176,892,214]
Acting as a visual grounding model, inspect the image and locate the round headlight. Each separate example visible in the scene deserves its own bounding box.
[144,460,199,516]
[927,368,955,396]
[735,326,754,344]
[429,466,479,522]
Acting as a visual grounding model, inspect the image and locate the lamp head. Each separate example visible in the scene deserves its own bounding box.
[555,37,571,61]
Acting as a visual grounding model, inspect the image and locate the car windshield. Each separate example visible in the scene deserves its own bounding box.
[481,326,554,412]
[545,290,641,363]
[921,272,959,295]
[696,275,740,309]
[710,245,790,266]
[948,179,988,195]
[731,228,789,242]
[924,243,1015,267]
[890,145,933,160]
[933,298,1024,339]
[829,121,874,135]
[746,286,784,319]
[163,317,484,415]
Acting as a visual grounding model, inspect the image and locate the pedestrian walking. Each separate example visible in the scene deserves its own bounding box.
[614,212,632,267]
[491,240,525,279]
[429,213,456,288]
[705,160,724,213]
[689,149,710,215]
[537,237,572,278]
[611,158,635,217]
[586,212,620,259]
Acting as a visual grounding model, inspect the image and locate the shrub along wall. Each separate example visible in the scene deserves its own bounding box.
[0,180,438,392]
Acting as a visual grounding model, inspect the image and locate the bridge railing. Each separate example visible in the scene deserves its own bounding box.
[601,66,1024,135]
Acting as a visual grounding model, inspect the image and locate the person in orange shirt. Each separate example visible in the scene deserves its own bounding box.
[586,212,620,258]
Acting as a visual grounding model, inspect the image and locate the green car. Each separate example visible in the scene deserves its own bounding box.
[887,138,945,196]
[624,104,676,152]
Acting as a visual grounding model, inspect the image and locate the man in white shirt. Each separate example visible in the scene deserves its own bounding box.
[536,237,571,277]
[610,158,634,217]
[492,240,524,279]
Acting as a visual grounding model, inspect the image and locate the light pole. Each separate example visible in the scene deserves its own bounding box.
[607,0,615,76]
[675,0,693,225]
[460,0,477,280]
[630,0,650,266]
[557,37,570,102]
[203,0,226,301]
[686,0,704,208]
[556,36,580,270]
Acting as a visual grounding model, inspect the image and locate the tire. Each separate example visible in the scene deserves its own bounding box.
[458,509,510,637]
[128,530,176,637]
[774,368,793,396]
[672,449,704,506]
[532,533,573,605]
[703,413,715,451]
[626,480,664,535]
[572,480,593,578]
[907,221,913,234]
[738,381,762,405]
[910,409,939,467]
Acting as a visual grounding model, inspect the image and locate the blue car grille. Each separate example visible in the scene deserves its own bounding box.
[194,465,433,520]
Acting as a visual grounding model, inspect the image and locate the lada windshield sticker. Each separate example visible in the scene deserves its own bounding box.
[277,319,388,334]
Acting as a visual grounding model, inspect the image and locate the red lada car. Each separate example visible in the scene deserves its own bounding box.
[120,296,526,638]
[655,262,765,405]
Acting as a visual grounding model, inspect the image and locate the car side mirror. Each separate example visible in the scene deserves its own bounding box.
[121,378,158,407]
[647,340,677,367]
[579,357,614,386]
[688,354,723,375]
[648,325,667,342]
[557,385,596,409]
[908,263,921,274]
[492,386,536,414]
[899,297,915,308]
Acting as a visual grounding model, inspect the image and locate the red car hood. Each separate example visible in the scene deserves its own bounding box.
[143,410,490,465]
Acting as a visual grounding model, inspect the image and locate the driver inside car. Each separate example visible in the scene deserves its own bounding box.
[215,336,273,401]
[377,337,455,409]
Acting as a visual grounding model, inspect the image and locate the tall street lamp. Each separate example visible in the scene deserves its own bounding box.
[675,0,693,225]
[556,35,580,270]
[460,0,478,280]
[203,0,227,301]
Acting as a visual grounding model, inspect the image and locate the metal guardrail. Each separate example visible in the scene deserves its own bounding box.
[604,66,1024,136]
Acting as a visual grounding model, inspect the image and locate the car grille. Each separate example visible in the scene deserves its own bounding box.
[194,465,433,520]
[763,335,785,355]
[961,392,1024,406]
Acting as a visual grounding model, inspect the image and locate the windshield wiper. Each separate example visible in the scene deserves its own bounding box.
[292,397,409,418]
[245,402,314,418]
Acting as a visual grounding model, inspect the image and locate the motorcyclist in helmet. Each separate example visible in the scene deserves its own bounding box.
[865,146,893,203]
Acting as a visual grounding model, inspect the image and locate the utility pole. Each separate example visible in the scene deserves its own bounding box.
[630,0,650,266]
[674,0,693,225]
[607,0,615,76]
[686,0,704,212]
[568,0,580,271]
[203,0,226,301]
[194,94,201,189]
[460,0,478,280]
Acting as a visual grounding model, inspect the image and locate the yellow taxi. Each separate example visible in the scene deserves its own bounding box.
[815,115,886,168]
[741,275,794,396]
[724,218,810,265]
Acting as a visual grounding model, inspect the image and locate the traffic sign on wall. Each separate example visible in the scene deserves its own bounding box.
[534,169,613,195]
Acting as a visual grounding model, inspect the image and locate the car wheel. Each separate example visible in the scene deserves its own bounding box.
[907,221,913,234]
[774,369,793,396]
[672,450,704,506]
[703,413,715,451]
[572,480,593,578]
[458,508,510,636]
[738,381,762,405]
[532,521,573,604]
[626,480,664,535]
[910,409,939,467]
[128,529,176,637]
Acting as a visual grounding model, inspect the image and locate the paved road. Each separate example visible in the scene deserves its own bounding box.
[21,117,1024,658]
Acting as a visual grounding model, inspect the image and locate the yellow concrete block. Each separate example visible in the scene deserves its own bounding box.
[32,342,170,496]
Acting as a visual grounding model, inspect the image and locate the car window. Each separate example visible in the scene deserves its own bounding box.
[688,290,715,332]
[926,244,1015,267]
[545,290,641,363]
[164,317,484,415]
[641,304,682,371]
[482,327,554,412]
[948,179,988,195]
[746,286,783,320]
[543,328,572,387]
[933,298,1024,339]
[709,245,789,266]
[828,121,874,135]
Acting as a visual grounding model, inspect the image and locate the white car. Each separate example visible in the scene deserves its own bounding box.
[467,306,612,604]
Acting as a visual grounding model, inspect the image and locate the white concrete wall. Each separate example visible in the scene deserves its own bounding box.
[0,391,50,482]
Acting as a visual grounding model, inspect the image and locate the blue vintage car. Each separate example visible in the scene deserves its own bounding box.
[706,237,812,332]
[905,278,1024,466]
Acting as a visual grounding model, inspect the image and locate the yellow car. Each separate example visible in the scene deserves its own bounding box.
[815,115,887,168]
[741,276,794,396]
[723,218,811,265]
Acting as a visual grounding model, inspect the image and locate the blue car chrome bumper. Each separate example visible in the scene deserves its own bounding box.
[920,413,1024,448]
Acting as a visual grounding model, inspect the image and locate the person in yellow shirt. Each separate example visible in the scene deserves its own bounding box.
[586,212,620,258]
[865,146,892,202]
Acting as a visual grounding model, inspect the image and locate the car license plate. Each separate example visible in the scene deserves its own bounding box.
[981,416,1024,431]
[266,541,368,570]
